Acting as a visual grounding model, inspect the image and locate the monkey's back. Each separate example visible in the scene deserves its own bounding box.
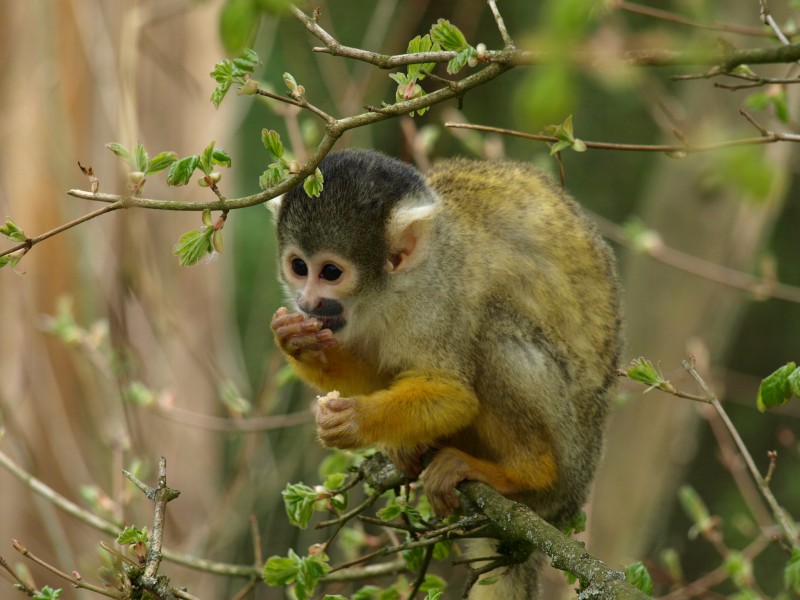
[426,158,622,522]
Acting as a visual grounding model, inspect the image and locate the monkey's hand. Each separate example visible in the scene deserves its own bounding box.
[271,307,337,366]
[316,392,362,449]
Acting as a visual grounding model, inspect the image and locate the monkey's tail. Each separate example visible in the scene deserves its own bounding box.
[463,538,541,599]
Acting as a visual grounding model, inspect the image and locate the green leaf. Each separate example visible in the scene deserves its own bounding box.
[406,34,437,80]
[786,547,800,594]
[263,549,301,586]
[210,48,260,107]
[447,46,477,74]
[133,141,148,172]
[117,525,148,545]
[319,450,354,479]
[219,0,259,54]
[262,129,284,159]
[33,587,62,600]
[167,155,200,186]
[212,147,232,168]
[1,217,26,242]
[402,545,425,571]
[624,562,654,595]
[323,472,347,491]
[105,142,134,167]
[172,227,214,266]
[626,358,661,387]
[283,72,299,94]
[199,141,216,175]
[263,550,330,600]
[282,482,319,529]
[420,574,446,592]
[430,19,469,52]
[789,368,800,398]
[296,553,331,600]
[678,485,713,536]
[757,362,797,412]
[0,253,23,270]
[260,162,289,190]
[562,509,587,535]
[211,81,232,109]
[303,168,324,198]
[424,589,444,600]
[377,503,404,522]
[432,541,451,560]
[233,48,260,72]
[723,550,753,589]
[146,151,178,175]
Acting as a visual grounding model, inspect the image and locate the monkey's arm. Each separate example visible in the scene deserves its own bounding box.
[316,370,479,449]
[272,308,389,396]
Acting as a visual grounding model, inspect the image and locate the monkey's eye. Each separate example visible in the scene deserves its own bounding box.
[291,258,308,277]
[320,263,343,281]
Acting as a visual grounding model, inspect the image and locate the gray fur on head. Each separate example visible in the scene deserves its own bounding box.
[271,150,436,286]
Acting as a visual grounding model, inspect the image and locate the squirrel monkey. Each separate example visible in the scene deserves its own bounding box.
[269,150,622,597]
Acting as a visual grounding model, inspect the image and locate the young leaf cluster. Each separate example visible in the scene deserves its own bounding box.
[430,19,479,74]
[624,562,654,596]
[33,587,62,600]
[544,115,587,155]
[389,35,438,117]
[117,524,149,562]
[259,129,324,197]
[210,48,260,108]
[106,141,177,193]
[166,141,231,188]
[625,357,676,394]
[745,85,790,124]
[0,217,27,269]
[172,209,224,267]
[756,361,800,412]
[387,19,481,116]
[263,549,331,600]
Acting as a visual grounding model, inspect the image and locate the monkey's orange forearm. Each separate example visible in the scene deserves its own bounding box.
[355,371,480,448]
[287,347,390,397]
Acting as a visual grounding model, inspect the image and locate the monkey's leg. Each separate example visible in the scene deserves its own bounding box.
[316,370,479,450]
[423,447,557,516]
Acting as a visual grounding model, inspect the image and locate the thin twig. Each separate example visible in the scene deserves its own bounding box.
[591,211,800,305]
[139,457,181,581]
[408,544,435,598]
[759,0,792,46]
[615,1,778,38]
[444,121,800,154]
[682,361,800,547]
[0,448,259,579]
[487,0,514,48]
[0,201,123,259]
[12,540,123,598]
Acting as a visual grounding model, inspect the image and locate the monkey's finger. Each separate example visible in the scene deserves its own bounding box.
[284,333,327,354]
[275,319,322,343]
[322,396,356,412]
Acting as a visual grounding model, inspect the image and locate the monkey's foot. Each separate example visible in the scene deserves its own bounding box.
[423,448,474,517]
[386,444,430,479]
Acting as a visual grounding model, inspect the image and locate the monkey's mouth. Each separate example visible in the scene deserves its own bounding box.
[319,316,346,332]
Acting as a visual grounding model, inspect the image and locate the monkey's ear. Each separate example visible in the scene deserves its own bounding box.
[265,194,283,218]
[385,201,436,273]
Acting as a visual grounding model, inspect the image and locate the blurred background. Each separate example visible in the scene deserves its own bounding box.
[1,0,799,597]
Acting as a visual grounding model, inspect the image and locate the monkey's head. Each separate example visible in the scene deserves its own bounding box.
[268,150,437,338]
